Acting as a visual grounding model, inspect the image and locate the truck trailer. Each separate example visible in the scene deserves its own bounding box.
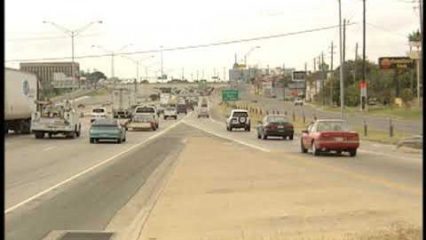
[5,68,38,134]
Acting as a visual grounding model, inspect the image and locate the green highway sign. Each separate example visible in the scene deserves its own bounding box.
[222,89,239,101]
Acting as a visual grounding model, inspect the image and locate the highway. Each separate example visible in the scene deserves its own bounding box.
[4,92,422,240]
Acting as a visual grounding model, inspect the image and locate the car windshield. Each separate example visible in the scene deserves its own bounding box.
[92,109,105,113]
[267,116,288,123]
[92,119,117,127]
[166,107,176,111]
[316,121,351,132]
[233,112,248,117]
[136,107,155,113]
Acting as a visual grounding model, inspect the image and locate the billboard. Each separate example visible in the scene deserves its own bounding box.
[378,57,414,70]
[292,71,307,81]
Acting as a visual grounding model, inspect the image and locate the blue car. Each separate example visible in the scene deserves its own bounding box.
[89,119,126,144]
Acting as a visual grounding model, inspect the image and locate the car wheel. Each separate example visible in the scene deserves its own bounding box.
[349,149,357,157]
[257,132,261,139]
[301,139,308,153]
[289,135,294,140]
[229,127,233,131]
[117,138,122,144]
[123,137,126,142]
[164,116,166,120]
[262,133,267,140]
[312,142,320,156]
[90,138,94,144]
[68,131,76,139]
[35,132,43,139]
[336,150,342,155]
[48,133,53,139]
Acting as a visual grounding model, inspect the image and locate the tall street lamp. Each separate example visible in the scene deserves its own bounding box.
[244,46,261,66]
[91,43,132,82]
[43,20,102,89]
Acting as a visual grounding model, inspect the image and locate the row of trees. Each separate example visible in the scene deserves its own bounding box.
[309,58,418,107]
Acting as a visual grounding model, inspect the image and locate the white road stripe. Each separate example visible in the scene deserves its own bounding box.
[182,120,271,153]
[5,114,190,215]
[43,146,56,151]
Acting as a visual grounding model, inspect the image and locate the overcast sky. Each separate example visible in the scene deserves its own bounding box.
[5,0,420,81]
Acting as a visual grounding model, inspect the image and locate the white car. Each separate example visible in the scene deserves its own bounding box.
[294,98,304,106]
[91,107,107,123]
[226,109,250,132]
[197,102,209,118]
[164,107,178,120]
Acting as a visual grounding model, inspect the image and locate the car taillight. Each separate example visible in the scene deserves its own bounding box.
[266,124,277,129]
[347,134,359,141]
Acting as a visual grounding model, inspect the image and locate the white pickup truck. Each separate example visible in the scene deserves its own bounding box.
[90,107,108,123]
[31,100,81,139]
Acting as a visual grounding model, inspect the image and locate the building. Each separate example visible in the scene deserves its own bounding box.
[20,62,80,89]
[229,61,259,83]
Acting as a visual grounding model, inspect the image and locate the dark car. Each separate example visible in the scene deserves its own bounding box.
[177,104,187,114]
[300,119,359,156]
[256,115,294,140]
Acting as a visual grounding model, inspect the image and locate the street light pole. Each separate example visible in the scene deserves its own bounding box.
[338,0,345,119]
[43,20,102,90]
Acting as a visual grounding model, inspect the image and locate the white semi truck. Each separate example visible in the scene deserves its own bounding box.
[5,68,39,134]
[111,87,132,118]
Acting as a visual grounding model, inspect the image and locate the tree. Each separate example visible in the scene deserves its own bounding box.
[87,71,107,88]
[408,30,421,42]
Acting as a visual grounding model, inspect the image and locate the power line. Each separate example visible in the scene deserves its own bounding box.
[6,33,101,42]
[6,23,357,63]
[365,22,408,38]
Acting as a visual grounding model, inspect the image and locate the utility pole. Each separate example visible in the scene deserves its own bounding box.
[343,19,347,65]
[304,62,307,99]
[182,68,184,80]
[330,41,335,105]
[197,70,199,81]
[338,0,345,119]
[160,46,164,80]
[223,67,226,82]
[321,52,325,106]
[419,0,423,107]
[362,0,367,111]
[314,58,317,72]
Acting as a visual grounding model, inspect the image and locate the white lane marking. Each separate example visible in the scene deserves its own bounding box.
[43,146,56,151]
[358,149,421,162]
[5,114,190,215]
[182,120,270,153]
[72,96,89,102]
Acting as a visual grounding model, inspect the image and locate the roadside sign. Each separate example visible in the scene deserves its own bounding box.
[222,89,239,101]
[378,57,414,70]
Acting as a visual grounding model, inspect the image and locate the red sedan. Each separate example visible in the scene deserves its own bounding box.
[300,119,360,157]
